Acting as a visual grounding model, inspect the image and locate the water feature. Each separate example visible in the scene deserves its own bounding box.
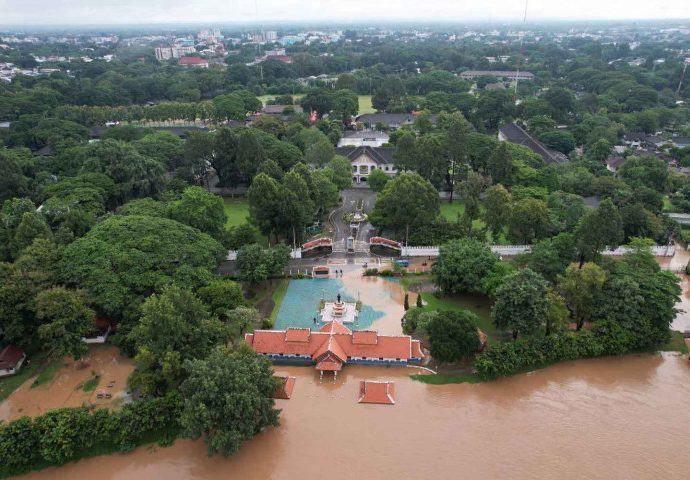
[273,269,409,334]
[16,353,690,480]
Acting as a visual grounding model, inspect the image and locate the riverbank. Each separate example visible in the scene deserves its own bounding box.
[14,354,690,480]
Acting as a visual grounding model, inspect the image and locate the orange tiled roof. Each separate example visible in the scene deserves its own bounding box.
[285,328,311,342]
[273,376,296,399]
[319,321,352,334]
[316,359,342,371]
[352,330,378,345]
[359,381,395,405]
[247,321,425,363]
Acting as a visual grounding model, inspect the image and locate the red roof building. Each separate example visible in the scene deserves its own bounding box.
[273,375,296,399]
[0,345,27,377]
[245,320,424,376]
[359,381,395,405]
[178,56,209,68]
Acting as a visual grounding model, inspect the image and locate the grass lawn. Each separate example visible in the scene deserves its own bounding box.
[80,374,101,393]
[223,197,268,245]
[30,360,62,388]
[662,330,689,353]
[269,279,289,322]
[439,201,486,230]
[410,373,482,385]
[419,291,503,342]
[223,197,250,228]
[258,94,374,115]
[358,95,374,114]
[0,353,47,401]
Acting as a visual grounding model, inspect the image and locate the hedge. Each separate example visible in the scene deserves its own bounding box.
[474,320,643,380]
[0,393,182,478]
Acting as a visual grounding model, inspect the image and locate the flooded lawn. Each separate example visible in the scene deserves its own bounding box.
[16,353,690,480]
[274,268,412,335]
[0,344,134,422]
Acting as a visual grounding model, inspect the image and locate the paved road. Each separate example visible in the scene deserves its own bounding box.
[219,187,380,276]
[329,188,377,243]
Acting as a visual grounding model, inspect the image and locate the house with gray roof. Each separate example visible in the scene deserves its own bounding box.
[334,146,396,184]
[498,122,569,165]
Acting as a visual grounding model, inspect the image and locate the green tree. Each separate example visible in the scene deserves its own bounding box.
[507,198,551,244]
[60,215,225,321]
[180,346,281,456]
[305,139,336,167]
[368,168,390,192]
[168,186,227,241]
[197,279,244,316]
[128,286,231,395]
[236,243,290,284]
[393,132,417,172]
[35,287,93,360]
[326,156,354,190]
[492,268,550,339]
[248,173,282,242]
[575,198,624,263]
[557,262,607,331]
[13,212,52,256]
[432,238,498,294]
[370,172,439,244]
[483,184,512,238]
[427,310,481,362]
[486,143,515,185]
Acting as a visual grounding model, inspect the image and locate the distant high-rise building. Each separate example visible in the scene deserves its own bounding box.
[265,31,277,42]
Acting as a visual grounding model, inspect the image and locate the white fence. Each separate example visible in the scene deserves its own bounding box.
[401,244,675,258]
[226,249,302,261]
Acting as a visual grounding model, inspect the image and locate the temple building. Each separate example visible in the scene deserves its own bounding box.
[245,320,424,378]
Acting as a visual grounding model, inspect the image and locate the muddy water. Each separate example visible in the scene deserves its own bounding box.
[339,268,415,335]
[18,353,690,480]
[659,245,690,332]
[0,345,134,422]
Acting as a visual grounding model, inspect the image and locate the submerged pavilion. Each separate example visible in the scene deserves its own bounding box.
[245,320,424,378]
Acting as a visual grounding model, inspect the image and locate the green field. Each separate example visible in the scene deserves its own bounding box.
[419,291,499,341]
[223,197,251,228]
[258,94,375,115]
[439,201,487,230]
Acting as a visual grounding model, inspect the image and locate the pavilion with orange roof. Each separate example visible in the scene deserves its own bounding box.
[245,319,424,378]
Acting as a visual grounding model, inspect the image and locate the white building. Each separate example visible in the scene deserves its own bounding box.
[337,131,390,148]
[334,146,397,185]
[155,46,196,61]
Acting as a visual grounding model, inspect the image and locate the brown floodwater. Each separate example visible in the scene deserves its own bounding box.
[16,353,690,480]
[338,267,416,335]
[0,345,134,422]
[9,251,690,479]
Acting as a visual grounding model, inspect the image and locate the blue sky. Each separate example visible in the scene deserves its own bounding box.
[0,0,688,25]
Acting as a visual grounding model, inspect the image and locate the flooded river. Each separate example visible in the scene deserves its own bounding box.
[9,248,690,479]
[17,353,690,480]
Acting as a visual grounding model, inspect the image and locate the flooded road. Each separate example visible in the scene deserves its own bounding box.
[18,353,690,480]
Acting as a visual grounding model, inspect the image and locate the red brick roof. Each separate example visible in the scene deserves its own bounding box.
[178,56,208,65]
[0,345,25,370]
[319,321,351,334]
[285,328,311,343]
[359,381,395,405]
[245,321,424,366]
[352,330,378,345]
[273,375,296,399]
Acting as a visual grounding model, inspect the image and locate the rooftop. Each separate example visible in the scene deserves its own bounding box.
[0,345,26,370]
[273,375,296,399]
[359,381,395,405]
[335,146,395,165]
[499,122,569,165]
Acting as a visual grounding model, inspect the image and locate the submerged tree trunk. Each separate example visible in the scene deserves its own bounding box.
[512,330,519,340]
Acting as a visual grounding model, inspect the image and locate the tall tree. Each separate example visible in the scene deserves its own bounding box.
[35,287,93,360]
[127,286,231,395]
[483,184,512,238]
[557,262,607,331]
[575,198,624,264]
[427,310,481,362]
[492,268,550,339]
[180,346,281,457]
[432,239,498,295]
[370,172,439,244]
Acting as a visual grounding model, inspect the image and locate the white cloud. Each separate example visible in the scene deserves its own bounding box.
[0,0,688,25]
